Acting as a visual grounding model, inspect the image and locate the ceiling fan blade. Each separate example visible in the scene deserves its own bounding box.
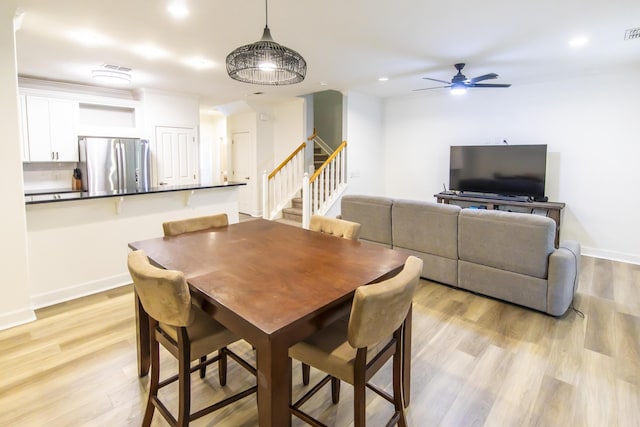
[468,73,498,83]
[421,77,451,84]
[469,83,512,88]
[412,85,451,91]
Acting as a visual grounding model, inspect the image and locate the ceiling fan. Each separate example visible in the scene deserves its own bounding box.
[414,63,511,94]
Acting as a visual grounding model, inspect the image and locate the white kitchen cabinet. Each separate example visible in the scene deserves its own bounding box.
[24,96,78,162]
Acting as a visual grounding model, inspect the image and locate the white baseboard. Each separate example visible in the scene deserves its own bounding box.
[0,308,37,331]
[30,273,132,309]
[581,246,640,265]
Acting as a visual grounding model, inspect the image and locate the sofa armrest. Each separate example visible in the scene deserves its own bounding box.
[547,240,581,316]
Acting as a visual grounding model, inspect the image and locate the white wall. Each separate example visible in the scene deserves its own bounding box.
[273,98,305,164]
[344,91,387,195]
[323,91,387,218]
[382,68,640,263]
[0,1,36,328]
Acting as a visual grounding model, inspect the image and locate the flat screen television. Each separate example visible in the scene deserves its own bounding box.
[449,144,547,200]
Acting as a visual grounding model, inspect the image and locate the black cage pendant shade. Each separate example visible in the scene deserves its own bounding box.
[226,0,306,85]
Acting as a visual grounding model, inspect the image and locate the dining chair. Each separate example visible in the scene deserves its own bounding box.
[309,214,361,240]
[162,212,230,378]
[302,214,363,385]
[128,250,256,427]
[289,255,423,427]
[162,213,229,236]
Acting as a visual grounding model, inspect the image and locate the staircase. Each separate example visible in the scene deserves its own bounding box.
[282,146,328,225]
[263,133,348,229]
[313,145,329,172]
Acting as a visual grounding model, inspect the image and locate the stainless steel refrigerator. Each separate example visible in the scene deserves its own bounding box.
[78,137,150,194]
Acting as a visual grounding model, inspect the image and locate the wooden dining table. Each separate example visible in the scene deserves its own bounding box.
[129,218,410,427]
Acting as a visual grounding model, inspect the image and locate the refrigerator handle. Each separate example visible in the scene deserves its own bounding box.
[117,141,125,192]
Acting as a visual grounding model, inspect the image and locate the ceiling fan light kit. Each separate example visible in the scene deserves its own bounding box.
[414,63,511,94]
[450,83,467,95]
[226,0,306,85]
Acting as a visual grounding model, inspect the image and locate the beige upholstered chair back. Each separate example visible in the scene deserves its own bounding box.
[162,213,229,236]
[348,256,422,349]
[127,250,194,327]
[309,215,361,240]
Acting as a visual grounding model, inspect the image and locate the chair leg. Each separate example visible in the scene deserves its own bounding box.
[301,363,310,385]
[218,348,228,386]
[393,343,407,427]
[353,350,367,427]
[353,381,366,427]
[142,328,159,427]
[177,332,191,427]
[199,355,207,379]
[331,377,341,404]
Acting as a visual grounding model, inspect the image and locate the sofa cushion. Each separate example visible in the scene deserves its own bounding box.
[341,195,393,246]
[394,247,458,286]
[458,260,548,312]
[392,200,461,260]
[458,209,555,279]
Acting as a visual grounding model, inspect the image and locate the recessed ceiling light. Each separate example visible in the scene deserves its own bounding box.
[133,44,170,60]
[168,1,189,19]
[569,36,589,48]
[378,77,389,82]
[68,29,111,46]
[182,57,214,70]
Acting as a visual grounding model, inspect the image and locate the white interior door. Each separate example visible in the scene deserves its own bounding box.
[231,131,253,215]
[155,126,198,186]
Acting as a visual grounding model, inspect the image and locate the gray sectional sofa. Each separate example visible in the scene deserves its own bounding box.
[340,195,581,316]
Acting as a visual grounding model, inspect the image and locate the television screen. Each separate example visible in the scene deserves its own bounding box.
[449,144,547,199]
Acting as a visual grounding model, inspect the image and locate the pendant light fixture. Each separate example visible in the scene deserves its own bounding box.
[226,0,306,85]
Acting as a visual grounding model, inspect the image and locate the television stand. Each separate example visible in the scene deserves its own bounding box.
[434,192,565,247]
[458,192,531,202]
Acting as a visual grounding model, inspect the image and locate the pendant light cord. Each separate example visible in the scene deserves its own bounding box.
[265,0,269,27]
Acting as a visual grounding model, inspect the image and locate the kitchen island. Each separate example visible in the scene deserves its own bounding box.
[25,182,246,308]
[25,182,245,204]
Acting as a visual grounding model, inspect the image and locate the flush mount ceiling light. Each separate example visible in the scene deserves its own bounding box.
[569,36,589,48]
[226,0,306,85]
[92,65,132,84]
[167,1,189,19]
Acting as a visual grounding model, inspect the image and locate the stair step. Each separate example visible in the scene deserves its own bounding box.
[291,197,302,209]
[282,207,302,222]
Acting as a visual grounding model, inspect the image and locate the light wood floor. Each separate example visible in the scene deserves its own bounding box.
[1,256,639,426]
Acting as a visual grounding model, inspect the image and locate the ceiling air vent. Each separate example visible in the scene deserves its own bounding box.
[624,27,640,40]
[103,64,132,72]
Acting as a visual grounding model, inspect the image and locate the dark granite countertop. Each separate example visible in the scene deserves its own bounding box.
[25,182,246,205]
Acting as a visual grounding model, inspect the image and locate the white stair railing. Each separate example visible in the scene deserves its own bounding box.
[262,142,306,220]
[302,141,348,229]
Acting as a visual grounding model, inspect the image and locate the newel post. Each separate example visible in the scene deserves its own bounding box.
[262,170,268,219]
[302,173,310,229]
